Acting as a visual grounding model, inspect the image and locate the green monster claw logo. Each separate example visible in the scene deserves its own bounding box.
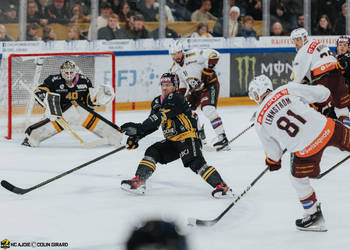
[235,56,256,91]
[1,239,10,249]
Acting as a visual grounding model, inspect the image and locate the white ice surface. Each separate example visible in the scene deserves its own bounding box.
[1,106,350,250]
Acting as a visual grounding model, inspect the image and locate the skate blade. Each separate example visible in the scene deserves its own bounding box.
[296,226,328,232]
[121,184,145,195]
[212,190,235,199]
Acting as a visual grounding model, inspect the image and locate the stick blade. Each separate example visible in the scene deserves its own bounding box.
[187,217,218,227]
[1,180,27,195]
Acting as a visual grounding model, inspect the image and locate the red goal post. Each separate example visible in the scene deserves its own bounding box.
[1,51,116,139]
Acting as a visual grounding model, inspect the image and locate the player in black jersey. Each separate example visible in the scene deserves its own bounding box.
[120,72,233,198]
[21,60,122,147]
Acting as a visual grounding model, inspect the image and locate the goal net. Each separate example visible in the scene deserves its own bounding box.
[0,52,116,139]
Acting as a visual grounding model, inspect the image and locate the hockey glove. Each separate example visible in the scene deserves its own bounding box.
[201,68,216,85]
[265,157,281,171]
[121,122,144,136]
[126,136,139,150]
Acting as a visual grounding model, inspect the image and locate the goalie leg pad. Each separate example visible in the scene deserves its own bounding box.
[23,118,62,147]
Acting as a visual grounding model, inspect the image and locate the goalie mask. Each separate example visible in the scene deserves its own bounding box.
[60,60,77,82]
[248,74,273,103]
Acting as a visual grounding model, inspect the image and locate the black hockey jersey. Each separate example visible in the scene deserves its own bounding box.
[141,92,198,141]
[34,73,93,111]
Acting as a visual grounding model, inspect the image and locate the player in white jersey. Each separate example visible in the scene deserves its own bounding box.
[168,40,229,150]
[249,74,350,232]
[290,28,350,124]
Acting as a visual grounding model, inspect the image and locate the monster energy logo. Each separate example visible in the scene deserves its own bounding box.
[236,56,256,91]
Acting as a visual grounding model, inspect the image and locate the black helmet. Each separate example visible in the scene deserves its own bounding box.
[160,72,180,88]
[126,219,188,250]
[336,36,350,47]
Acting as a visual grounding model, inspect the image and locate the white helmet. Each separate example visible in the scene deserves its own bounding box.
[169,40,183,54]
[60,60,77,81]
[248,74,273,103]
[290,28,309,45]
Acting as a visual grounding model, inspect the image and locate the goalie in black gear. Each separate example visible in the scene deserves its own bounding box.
[21,60,122,147]
[120,72,233,198]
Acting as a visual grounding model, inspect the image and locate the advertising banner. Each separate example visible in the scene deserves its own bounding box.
[229,52,296,97]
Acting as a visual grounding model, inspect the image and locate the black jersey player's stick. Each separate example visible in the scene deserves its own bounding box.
[216,112,256,152]
[1,145,126,195]
[312,154,350,179]
[187,166,269,226]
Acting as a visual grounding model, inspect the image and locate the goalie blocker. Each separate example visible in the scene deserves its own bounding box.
[22,60,121,147]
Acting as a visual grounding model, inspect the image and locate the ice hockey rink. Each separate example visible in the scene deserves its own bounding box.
[1,105,350,250]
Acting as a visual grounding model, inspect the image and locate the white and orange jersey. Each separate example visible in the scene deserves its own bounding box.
[254,82,332,161]
[169,48,219,89]
[291,40,337,83]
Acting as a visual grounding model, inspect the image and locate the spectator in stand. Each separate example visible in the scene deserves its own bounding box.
[136,0,158,22]
[0,24,13,41]
[132,13,150,39]
[186,0,202,13]
[271,21,288,36]
[110,0,121,14]
[87,2,113,39]
[213,0,247,19]
[246,0,262,20]
[26,22,41,41]
[116,10,135,39]
[334,3,346,35]
[0,4,18,24]
[270,2,292,32]
[27,0,48,26]
[191,22,212,38]
[37,0,49,20]
[237,15,258,39]
[41,25,57,41]
[153,0,175,22]
[151,17,178,38]
[297,14,304,28]
[166,0,191,21]
[68,25,86,40]
[313,14,334,35]
[45,0,70,25]
[191,0,217,22]
[118,1,130,22]
[98,13,120,40]
[317,0,344,28]
[70,3,90,23]
[213,6,241,37]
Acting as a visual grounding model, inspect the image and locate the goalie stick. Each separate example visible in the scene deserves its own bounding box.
[1,145,126,195]
[188,166,269,227]
[19,78,110,148]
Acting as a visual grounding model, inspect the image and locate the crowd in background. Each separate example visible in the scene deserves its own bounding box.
[0,0,348,41]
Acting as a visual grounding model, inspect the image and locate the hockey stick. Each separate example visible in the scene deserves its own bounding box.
[1,145,126,195]
[215,112,257,152]
[188,166,269,227]
[19,79,108,148]
[313,154,350,179]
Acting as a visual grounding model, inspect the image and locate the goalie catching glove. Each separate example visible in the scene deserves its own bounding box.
[44,92,63,121]
[89,85,114,106]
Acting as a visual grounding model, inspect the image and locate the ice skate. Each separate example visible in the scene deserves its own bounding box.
[121,176,146,195]
[296,203,327,232]
[21,137,32,147]
[211,183,234,199]
[213,134,230,151]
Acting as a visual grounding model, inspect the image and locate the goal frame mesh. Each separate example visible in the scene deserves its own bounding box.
[5,51,116,139]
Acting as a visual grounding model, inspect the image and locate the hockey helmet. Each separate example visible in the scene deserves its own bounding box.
[248,74,273,103]
[60,60,77,81]
[290,28,309,45]
[336,35,350,47]
[160,72,179,88]
[126,219,188,250]
[169,40,184,54]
